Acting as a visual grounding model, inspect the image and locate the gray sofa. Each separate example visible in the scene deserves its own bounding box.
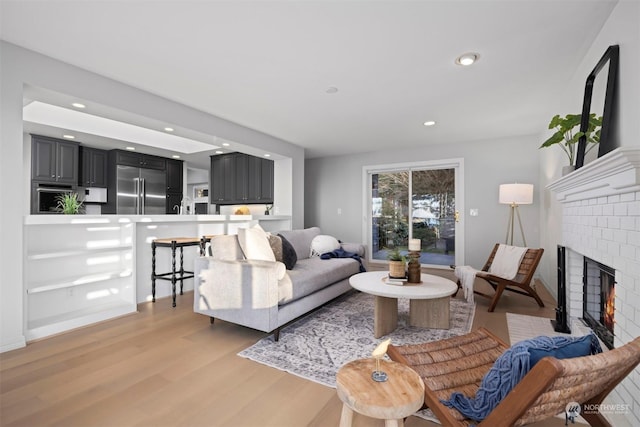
[194,227,365,340]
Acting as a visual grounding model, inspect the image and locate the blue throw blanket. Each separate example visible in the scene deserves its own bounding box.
[320,248,366,272]
[441,333,602,423]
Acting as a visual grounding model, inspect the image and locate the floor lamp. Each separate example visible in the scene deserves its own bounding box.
[499,183,533,246]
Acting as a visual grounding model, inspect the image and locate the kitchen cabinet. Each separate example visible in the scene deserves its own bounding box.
[79,146,108,187]
[209,154,235,203]
[209,153,274,205]
[31,135,79,184]
[114,150,166,170]
[166,158,183,193]
[165,158,183,214]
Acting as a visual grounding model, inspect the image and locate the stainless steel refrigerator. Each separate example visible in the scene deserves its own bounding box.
[116,165,166,214]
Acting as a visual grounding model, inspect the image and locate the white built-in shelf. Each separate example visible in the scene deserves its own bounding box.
[26,301,137,341]
[27,244,133,260]
[27,270,133,294]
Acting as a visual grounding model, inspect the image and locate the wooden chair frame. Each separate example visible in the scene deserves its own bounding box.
[388,328,640,427]
[471,243,544,312]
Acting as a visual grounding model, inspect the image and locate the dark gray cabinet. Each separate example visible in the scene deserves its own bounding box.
[31,135,79,184]
[114,150,166,170]
[79,147,108,187]
[166,159,183,193]
[165,159,183,214]
[209,153,274,205]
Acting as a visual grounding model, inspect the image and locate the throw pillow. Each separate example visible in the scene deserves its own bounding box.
[237,224,276,262]
[278,234,297,270]
[267,233,283,263]
[310,234,341,257]
[528,333,599,367]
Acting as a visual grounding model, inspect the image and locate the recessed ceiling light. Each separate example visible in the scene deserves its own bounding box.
[222,143,230,147]
[455,53,480,66]
[125,146,136,151]
[164,127,174,132]
[215,150,224,154]
[172,155,180,159]
[326,86,339,94]
[71,102,86,109]
[62,134,75,139]
[423,121,436,127]
[264,154,271,158]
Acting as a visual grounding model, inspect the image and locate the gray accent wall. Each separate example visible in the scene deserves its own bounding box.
[305,135,541,270]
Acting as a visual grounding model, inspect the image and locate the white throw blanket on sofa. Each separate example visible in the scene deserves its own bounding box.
[455,244,528,304]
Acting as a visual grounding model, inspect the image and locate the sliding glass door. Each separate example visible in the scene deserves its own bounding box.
[367,160,462,268]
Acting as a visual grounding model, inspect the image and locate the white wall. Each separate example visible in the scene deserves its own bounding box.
[0,41,305,352]
[538,0,640,295]
[306,135,541,269]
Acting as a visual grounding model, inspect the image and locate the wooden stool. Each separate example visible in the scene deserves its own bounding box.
[336,358,424,427]
[151,237,201,307]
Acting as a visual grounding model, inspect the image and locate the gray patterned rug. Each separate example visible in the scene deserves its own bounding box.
[238,291,475,388]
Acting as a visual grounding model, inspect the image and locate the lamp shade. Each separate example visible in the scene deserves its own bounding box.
[499,183,533,205]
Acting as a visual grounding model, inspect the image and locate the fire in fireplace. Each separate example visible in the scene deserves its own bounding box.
[583,257,615,349]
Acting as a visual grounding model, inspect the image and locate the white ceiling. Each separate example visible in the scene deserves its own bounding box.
[1,0,617,161]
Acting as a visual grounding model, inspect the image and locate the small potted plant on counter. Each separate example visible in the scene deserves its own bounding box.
[56,193,84,214]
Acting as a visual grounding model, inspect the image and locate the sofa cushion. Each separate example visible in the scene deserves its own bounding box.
[284,256,360,302]
[310,234,341,257]
[277,227,321,260]
[238,225,276,262]
[278,234,298,270]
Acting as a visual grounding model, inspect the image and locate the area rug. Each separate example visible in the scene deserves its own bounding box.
[506,312,591,345]
[239,291,475,388]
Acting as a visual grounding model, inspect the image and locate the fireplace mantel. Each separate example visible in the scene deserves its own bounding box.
[547,147,640,202]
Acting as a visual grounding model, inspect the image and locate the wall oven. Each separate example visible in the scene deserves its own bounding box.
[32,183,75,214]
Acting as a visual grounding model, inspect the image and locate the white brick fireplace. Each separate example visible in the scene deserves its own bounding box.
[548,147,640,425]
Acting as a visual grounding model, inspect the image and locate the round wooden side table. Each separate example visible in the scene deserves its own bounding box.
[336,358,424,427]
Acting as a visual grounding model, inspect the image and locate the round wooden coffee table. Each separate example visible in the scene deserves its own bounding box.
[336,358,424,427]
[349,271,458,338]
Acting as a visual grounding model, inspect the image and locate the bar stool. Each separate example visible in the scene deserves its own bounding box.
[151,237,201,307]
[199,235,219,256]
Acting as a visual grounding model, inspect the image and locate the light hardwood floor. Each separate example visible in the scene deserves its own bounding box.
[1,269,572,427]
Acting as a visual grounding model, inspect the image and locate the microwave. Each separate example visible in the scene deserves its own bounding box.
[32,183,75,214]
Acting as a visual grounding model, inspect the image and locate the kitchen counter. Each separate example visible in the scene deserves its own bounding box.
[23,213,292,341]
[24,214,292,225]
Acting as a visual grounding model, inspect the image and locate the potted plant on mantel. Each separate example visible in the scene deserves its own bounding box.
[56,193,84,214]
[387,247,406,279]
[539,113,602,175]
